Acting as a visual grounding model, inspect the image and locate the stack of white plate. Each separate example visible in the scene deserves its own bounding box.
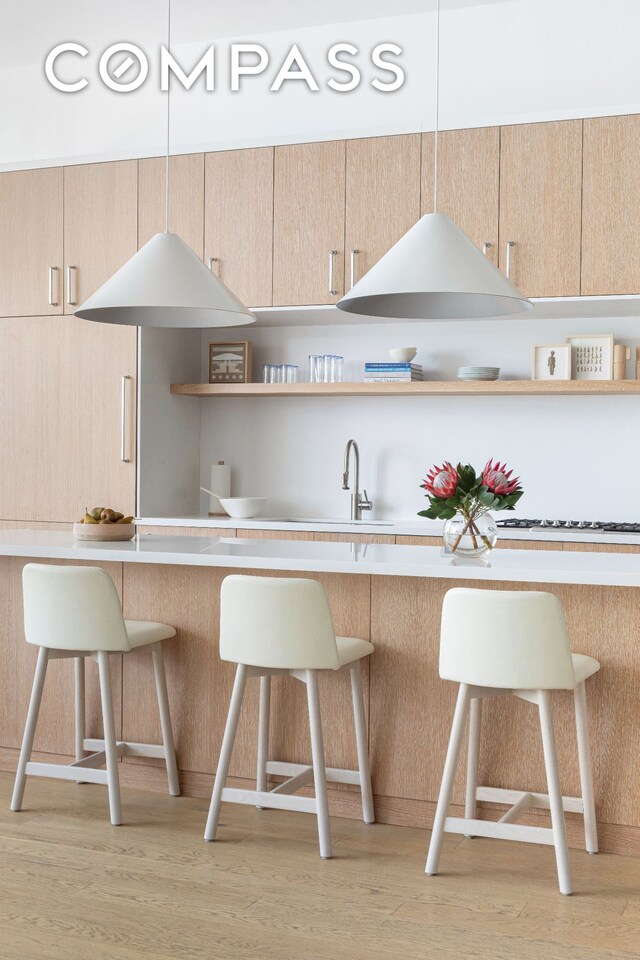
[457,366,500,381]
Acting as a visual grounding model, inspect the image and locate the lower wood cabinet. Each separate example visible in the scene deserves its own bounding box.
[0,316,136,523]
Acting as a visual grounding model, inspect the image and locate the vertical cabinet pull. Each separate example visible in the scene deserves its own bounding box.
[350,248,360,289]
[208,257,219,273]
[120,375,132,464]
[505,241,516,278]
[48,266,59,306]
[328,250,339,296]
[66,265,78,306]
[482,242,493,257]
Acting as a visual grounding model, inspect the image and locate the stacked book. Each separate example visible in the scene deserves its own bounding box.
[364,362,423,382]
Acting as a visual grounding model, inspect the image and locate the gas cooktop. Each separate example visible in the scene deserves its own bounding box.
[497,519,640,534]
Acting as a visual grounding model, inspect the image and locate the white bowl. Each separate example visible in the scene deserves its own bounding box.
[73,522,135,542]
[389,347,417,363]
[219,497,267,519]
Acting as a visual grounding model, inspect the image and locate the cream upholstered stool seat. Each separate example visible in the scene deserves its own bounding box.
[11,564,180,825]
[204,575,375,859]
[425,588,600,896]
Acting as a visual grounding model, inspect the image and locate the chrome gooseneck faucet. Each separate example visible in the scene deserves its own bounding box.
[342,439,373,520]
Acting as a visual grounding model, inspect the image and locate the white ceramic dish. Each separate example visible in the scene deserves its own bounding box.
[73,522,135,542]
[389,347,417,362]
[219,497,268,519]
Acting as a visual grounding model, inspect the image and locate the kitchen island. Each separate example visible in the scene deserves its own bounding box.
[0,530,638,855]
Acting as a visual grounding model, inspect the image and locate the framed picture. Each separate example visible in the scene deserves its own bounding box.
[208,341,252,384]
[531,344,571,381]
[565,334,614,381]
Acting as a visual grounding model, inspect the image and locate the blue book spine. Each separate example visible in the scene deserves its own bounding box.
[364,362,419,370]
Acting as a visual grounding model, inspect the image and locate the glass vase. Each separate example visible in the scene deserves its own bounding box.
[443,512,498,558]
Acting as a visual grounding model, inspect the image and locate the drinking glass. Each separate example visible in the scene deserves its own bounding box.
[284,364,298,383]
[308,355,323,383]
[262,364,274,383]
[322,355,343,382]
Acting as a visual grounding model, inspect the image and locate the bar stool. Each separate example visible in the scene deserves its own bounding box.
[425,588,600,895]
[11,564,180,825]
[204,575,375,858]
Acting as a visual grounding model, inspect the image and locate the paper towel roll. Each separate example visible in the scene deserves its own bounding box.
[209,461,231,515]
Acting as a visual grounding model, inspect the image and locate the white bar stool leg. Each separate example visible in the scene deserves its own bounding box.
[538,689,572,895]
[74,656,85,764]
[350,661,375,824]
[205,664,247,841]
[152,644,180,797]
[464,697,482,835]
[97,652,122,826]
[256,675,271,802]
[426,683,470,876]
[574,680,598,854]
[11,647,49,812]
[306,669,332,859]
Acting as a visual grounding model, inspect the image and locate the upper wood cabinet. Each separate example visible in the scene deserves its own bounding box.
[0,168,63,317]
[345,135,421,290]
[422,128,500,268]
[0,315,136,522]
[138,154,205,257]
[63,161,138,313]
[498,121,583,298]
[582,115,640,295]
[205,147,274,307]
[273,140,346,306]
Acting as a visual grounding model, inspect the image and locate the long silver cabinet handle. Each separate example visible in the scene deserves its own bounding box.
[121,375,132,464]
[350,248,360,289]
[329,250,339,296]
[505,241,516,278]
[48,266,59,306]
[66,265,78,305]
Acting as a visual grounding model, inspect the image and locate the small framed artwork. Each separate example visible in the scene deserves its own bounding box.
[531,344,571,381]
[208,341,252,384]
[566,334,614,381]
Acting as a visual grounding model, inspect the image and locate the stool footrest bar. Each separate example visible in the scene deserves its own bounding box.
[25,762,109,785]
[221,787,318,814]
[444,816,556,846]
[266,760,360,786]
[83,738,167,760]
[476,785,584,815]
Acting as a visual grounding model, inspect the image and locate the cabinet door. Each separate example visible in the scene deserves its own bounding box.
[0,168,63,317]
[0,316,136,522]
[205,148,274,307]
[345,135,421,291]
[422,128,500,267]
[582,115,640,295]
[63,160,138,313]
[273,141,346,306]
[138,154,204,257]
[498,121,582,297]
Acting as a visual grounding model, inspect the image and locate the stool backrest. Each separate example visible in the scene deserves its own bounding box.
[23,564,130,652]
[220,575,340,669]
[440,588,576,690]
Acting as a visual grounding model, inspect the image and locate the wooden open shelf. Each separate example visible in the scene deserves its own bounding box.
[170,380,640,398]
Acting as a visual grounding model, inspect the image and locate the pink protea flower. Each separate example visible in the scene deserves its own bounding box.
[423,462,458,499]
[482,459,520,495]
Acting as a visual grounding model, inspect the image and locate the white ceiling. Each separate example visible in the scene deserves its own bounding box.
[0,0,511,68]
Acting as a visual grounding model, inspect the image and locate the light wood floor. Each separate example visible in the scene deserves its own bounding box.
[0,772,639,959]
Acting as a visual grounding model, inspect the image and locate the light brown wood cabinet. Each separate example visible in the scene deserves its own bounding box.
[138,154,205,257]
[345,135,421,290]
[422,127,501,268]
[582,114,640,295]
[205,148,274,308]
[0,316,136,523]
[273,140,346,305]
[0,168,63,317]
[498,121,583,297]
[63,161,138,313]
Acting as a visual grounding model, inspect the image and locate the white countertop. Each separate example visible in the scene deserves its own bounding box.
[137,514,640,547]
[1,530,639,586]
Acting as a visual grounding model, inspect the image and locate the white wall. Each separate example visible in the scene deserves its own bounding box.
[195,316,640,522]
[3,0,640,169]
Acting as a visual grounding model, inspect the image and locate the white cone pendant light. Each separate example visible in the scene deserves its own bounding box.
[75,1,254,330]
[337,0,530,321]
[75,231,255,328]
[338,213,531,320]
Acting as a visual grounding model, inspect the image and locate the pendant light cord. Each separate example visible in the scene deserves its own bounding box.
[433,0,440,213]
[165,0,171,232]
